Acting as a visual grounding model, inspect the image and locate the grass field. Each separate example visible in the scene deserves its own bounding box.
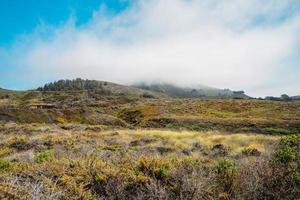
[0,91,299,199]
[0,123,298,199]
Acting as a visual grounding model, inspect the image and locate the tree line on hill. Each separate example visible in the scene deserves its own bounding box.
[264,94,300,101]
[37,78,107,91]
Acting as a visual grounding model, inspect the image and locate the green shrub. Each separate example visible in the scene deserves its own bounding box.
[35,150,55,163]
[275,146,298,163]
[275,135,300,163]
[165,123,192,130]
[165,123,179,129]
[154,166,169,180]
[294,171,300,185]
[274,134,300,189]
[137,156,170,180]
[264,128,291,135]
[280,134,300,147]
[0,159,13,173]
[215,159,236,194]
[215,159,236,176]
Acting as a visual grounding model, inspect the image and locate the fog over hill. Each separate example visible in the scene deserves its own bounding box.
[2,79,300,100]
[133,82,250,99]
[36,79,252,99]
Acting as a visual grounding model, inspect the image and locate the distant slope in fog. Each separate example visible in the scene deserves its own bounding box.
[133,82,251,99]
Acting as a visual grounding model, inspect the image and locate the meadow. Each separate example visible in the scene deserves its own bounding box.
[0,91,299,199]
[0,123,299,199]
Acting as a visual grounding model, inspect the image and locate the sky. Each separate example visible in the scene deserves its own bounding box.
[0,0,300,97]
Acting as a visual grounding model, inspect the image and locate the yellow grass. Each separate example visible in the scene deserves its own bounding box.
[98,129,279,154]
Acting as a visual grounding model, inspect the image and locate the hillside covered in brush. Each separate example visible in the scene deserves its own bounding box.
[37,78,166,98]
[0,86,299,199]
[37,79,251,99]
[0,80,299,199]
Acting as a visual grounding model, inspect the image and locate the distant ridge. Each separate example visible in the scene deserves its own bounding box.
[265,94,300,101]
[291,95,300,100]
[133,82,250,99]
[0,87,9,92]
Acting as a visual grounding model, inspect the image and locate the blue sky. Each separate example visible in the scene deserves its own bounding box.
[0,0,129,46]
[0,0,130,89]
[0,0,300,97]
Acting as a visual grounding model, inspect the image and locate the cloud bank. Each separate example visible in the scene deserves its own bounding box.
[5,0,300,96]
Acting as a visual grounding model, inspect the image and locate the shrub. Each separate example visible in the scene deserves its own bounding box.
[264,127,292,135]
[275,146,298,163]
[235,157,299,199]
[211,144,229,157]
[154,166,168,180]
[271,135,300,196]
[215,159,236,195]
[294,171,300,185]
[137,156,170,180]
[275,135,300,163]
[280,134,300,147]
[8,136,32,151]
[0,159,13,173]
[241,147,261,156]
[35,150,55,163]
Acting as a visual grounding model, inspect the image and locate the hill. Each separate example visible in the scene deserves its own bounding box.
[37,78,166,98]
[0,80,299,199]
[0,87,8,92]
[0,87,13,99]
[133,82,251,99]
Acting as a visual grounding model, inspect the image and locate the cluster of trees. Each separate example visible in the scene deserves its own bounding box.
[37,78,106,91]
[265,94,292,101]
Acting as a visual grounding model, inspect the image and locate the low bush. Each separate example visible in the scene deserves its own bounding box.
[7,135,32,151]
[0,159,12,173]
[214,159,236,196]
[264,127,292,135]
[275,135,299,163]
[35,150,55,163]
[137,156,170,180]
[294,171,300,185]
[242,147,261,156]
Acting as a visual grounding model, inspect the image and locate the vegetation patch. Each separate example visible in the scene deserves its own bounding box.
[0,159,13,173]
[7,136,32,151]
[241,147,261,156]
[35,150,55,163]
[264,127,293,135]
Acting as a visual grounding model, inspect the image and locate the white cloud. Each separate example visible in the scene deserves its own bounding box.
[11,0,300,96]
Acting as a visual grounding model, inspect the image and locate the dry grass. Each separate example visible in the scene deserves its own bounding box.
[0,123,297,199]
[0,93,299,199]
